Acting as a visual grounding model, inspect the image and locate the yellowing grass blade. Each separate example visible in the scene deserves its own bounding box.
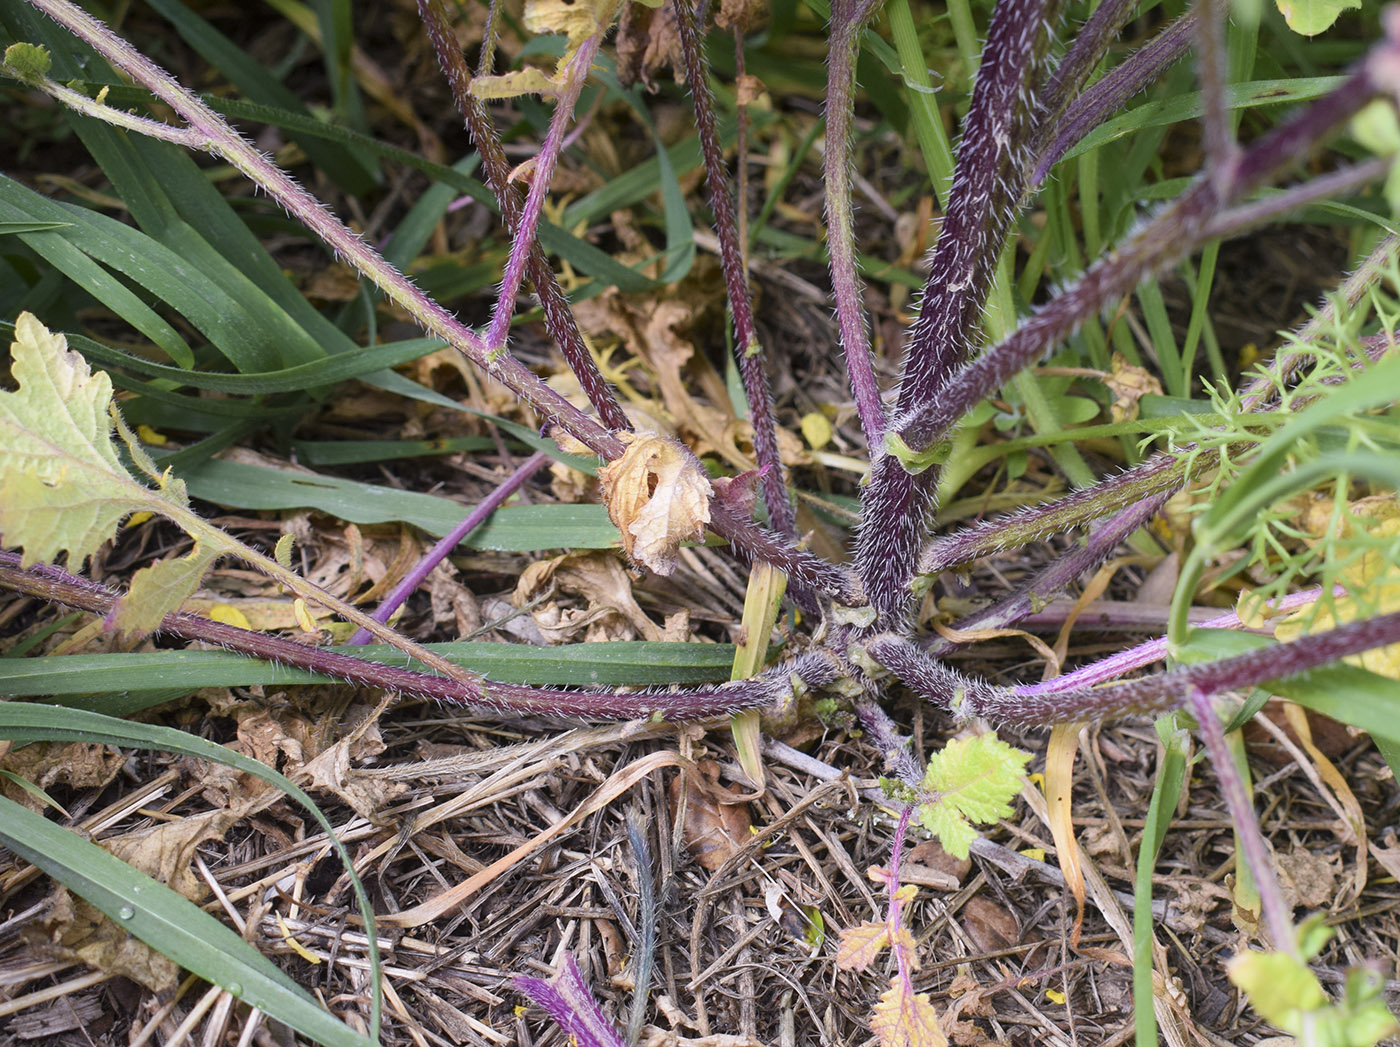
[730,560,787,790]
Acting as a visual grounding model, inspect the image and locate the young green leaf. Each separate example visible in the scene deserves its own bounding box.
[915,734,1032,859]
[1228,920,1399,1046]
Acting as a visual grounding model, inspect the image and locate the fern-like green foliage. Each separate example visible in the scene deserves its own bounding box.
[1228,917,1399,1045]
[914,733,1031,859]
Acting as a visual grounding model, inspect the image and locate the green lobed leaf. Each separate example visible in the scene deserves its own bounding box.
[1275,0,1360,36]
[0,313,134,567]
[916,733,1032,860]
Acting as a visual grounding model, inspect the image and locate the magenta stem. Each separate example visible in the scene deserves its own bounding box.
[346,451,551,645]
[483,32,605,352]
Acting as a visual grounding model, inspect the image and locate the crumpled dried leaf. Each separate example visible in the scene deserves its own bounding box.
[1105,352,1163,422]
[716,0,768,32]
[515,550,678,642]
[615,0,682,89]
[24,888,180,995]
[668,759,751,872]
[0,741,124,811]
[23,809,242,994]
[471,0,621,98]
[598,431,712,576]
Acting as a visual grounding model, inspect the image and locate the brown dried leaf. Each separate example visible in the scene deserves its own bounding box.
[901,840,972,890]
[0,741,124,811]
[515,550,669,642]
[1105,352,1163,422]
[715,0,768,31]
[959,896,1019,953]
[598,431,711,576]
[23,809,241,994]
[615,0,682,89]
[1276,849,1341,911]
[668,759,751,872]
[24,888,180,995]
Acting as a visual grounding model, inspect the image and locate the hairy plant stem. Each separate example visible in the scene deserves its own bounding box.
[481,33,603,352]
[919,452,1192,574]
[1184,687,1296,952]
[865,46,1391,625]
[824,0,888,445]
[857,0,1063,626]
[926,489,1171,649]
[1194,0,1240,194]
[1036,0,1144,140]
[0,554,843,720]
[417,0,631,433]
[673,0,796,541]
[867,605,1400,726]
[347,451,552,646]
[893,60,1383,457]
[21,0,624,461]
[1031,10,1198,186]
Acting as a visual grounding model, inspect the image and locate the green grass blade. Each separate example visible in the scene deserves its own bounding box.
[169,457,622,549]
[0,702,381,1046]
[0,641,737,697]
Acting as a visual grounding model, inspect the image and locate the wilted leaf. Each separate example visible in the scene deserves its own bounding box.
[958,896,1019,954]
[916,734,1031,860]
[715,0,768,32]
[598,431,712,576]
[668,759,751,872]
[872,980,948,1047]
[1105,353,1163,423]
[470,0,621,97]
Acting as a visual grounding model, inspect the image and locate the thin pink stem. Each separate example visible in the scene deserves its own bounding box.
[347,451,551,645]
[484,32,606,351]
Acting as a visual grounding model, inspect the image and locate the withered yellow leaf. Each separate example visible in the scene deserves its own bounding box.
[835,920,890,971]
[872,981,948,1047]
[597,431,712,576]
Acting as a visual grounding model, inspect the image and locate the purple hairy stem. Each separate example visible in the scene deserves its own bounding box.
[1036,0,1145,139]
[889,60,1383,460]
[1019,586,1336,694]
[925,489,1171,652]
[0,554,841,720]
[22,0,626,461]
[708,503,864,604]
[856,0,1063,627]
[516,953,627,1047]
[418,0,631,433]
[854,691,924,786]
[1200,157,1393,242]
[1031,11,1198,186]
[482,33,604,352]
[869,602,1400,727]
[824,0,889,445]
[1185,686,1296,952]
[1194,0,1240,195]
[673,0,797,540]
[920,452,1191,575]
[347,451,551,645]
